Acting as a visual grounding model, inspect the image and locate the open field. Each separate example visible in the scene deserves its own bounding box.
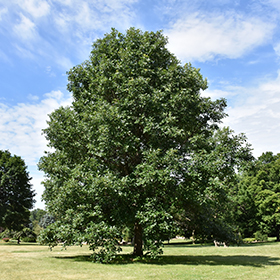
[1,240,280,280]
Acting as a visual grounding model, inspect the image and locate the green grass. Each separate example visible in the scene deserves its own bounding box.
[1,240,280,279]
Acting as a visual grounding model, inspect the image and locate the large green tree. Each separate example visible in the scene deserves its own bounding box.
[0,150,35,232]
[38,28,252,261]
[235,152,280,240]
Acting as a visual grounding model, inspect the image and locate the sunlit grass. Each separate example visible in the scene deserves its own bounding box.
[1,239,280,279]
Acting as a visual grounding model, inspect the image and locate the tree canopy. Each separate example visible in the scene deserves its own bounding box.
[38,28,252,262]
[235,152,280,241]
[30,208,46,224]
[0,150,35,232]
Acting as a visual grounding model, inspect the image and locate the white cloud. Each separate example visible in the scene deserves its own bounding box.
[202,88,236,100]
[273,41,280,57]
[166,12,275,62]
[74,2,93,29]
[28,94,39,101]
[28,168,46,209]
[221,72,280,157]
[0,90,71,166]
[53,0,137,35]
[14,45,36,59]
[0,7,8,20]
[1,0,138,71]
[45,90,64,100]
[267,0,280,11]
[17,0,50,18]
[56,56,74,70]
[13,13,37,41]
[0,91,72,208]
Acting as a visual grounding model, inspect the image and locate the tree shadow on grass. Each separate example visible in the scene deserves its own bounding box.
[0,242,41,246]
[163,240,279,248]
[54,254,280,267]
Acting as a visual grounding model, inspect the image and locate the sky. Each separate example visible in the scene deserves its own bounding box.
[1,0,280,209]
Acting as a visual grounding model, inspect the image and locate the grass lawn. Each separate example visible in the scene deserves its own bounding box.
[1,239,280,280]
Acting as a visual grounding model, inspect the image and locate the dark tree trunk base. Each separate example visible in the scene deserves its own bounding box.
[133,221,143,256]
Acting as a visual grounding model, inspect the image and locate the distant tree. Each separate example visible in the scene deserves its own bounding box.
[30,208,46,223]
[235,152,280,240]
[30,208,47,235]
[39,213,55,229]
[0,150,35,234]
[38,28,252,262]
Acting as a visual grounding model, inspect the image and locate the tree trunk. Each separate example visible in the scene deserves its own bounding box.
[276,226,280,242]
[133,221,143,256]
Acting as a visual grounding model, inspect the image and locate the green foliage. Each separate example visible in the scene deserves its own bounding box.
[39,213,55,229]
[254,231,268,242]
[0,150,35,232]
[242,237,256,243]
[13,227,37,243]
[38,28,252,262]
[29,208,46,235]
[0,229,12,239]
[39,221,122,263]
[122,227,133,243]
[31,221,43,235]
[136,198,177,258]
[30,208,46,223]
[235,152,280,240]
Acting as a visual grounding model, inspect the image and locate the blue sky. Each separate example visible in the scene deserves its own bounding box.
[1,0,280,209]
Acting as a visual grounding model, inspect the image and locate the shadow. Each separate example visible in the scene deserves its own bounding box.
[238,241,280,247]
[163,243,213,248]
[0,242,41,246]
[53,254,280,267]
[163,240,280,248]
[155,255,280,267]
[54,255,92,262]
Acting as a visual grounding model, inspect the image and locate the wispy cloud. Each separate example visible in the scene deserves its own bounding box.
[273,41,280,57]
[1,0,138,71]
[219,72,280,157]
[0,90,72,166]
[166,12,275,62]
[13,13,37,41]
[0,7,8,20]
[0,91,72,208]
[17,0,50,19]
[267,0,280,11]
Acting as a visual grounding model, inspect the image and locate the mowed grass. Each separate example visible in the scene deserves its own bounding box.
[1,240,280,280]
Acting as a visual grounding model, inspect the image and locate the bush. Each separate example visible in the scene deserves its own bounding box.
[0,229,13,239]
[254,231,268,242]
[12,227,37,243]
[2,238,9,242]
[243,237,256,243]
[22,236,37,242]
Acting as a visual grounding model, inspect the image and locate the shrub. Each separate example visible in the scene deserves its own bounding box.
[22,236,37,242]
[0,229,13,239]
[243,237,256,243]
[3,238,9,242]
[254,231,268,242]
